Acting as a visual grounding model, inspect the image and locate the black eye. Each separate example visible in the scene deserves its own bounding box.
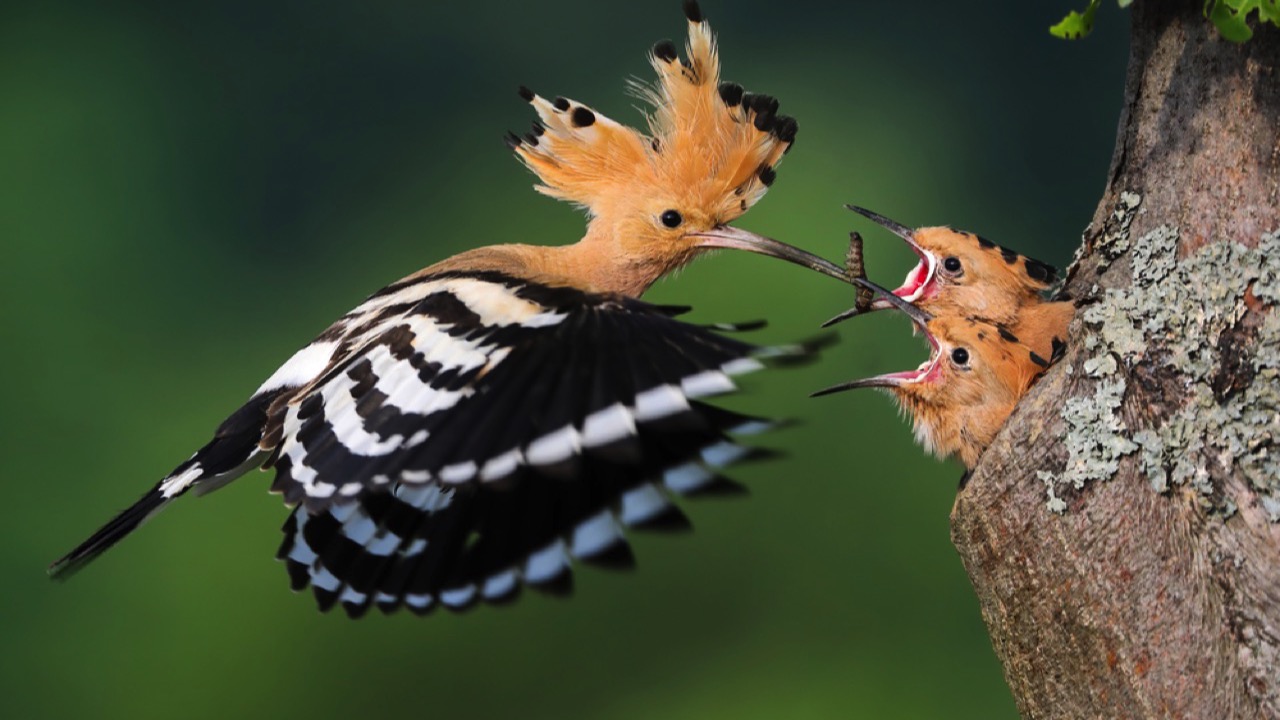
[943,256,962,273]
[660,210,683,228]
[951,347,970,365]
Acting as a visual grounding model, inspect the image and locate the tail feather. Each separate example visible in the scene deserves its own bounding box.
[49,389,279,581]
[48,487,171,580]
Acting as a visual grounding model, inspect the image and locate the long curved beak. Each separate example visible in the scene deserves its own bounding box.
[811,372,915,395]
[853,277,933,327]
[821,304,863,328]
[811,277,937,397]
[688,226,851,284]
[844,204,915,241]
[842,204,938,314]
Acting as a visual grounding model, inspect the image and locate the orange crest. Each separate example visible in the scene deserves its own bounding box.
[509,2,795,225]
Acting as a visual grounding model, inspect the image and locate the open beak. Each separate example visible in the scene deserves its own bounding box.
[811,277,940,397]
[844,204,938,311]
[689,225,851,284]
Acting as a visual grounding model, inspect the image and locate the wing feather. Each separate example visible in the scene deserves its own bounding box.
[263,271,808,616]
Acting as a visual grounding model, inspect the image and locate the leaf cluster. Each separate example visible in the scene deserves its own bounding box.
[1051,0,1278,43]
[1204,0,1280,42]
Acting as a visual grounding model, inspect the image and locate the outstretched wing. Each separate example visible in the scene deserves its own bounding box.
[46,269,798,588]
[264,270,799,616]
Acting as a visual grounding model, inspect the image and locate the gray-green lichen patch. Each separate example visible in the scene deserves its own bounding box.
[1068,191,1141,281]
[1132,428,1167,492]
[1038,376,1140,514]
[1256,230,1280,304]
[1096,191,1143,262]
[1042,209,1280,517]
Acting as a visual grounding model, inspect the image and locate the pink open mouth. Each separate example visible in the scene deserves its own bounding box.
[888,322,942,385]
[887,248,937,304]
[812,307,941,396]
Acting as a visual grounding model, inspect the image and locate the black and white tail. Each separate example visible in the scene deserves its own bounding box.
[47,391,279,579]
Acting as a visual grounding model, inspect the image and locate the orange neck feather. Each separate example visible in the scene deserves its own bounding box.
[416,231,685,297]
[1011,301,1075,360]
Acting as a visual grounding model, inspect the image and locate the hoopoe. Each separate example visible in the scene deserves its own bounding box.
[50,2,848,617]
[830,205,1074,362]
[814,280,1058,468]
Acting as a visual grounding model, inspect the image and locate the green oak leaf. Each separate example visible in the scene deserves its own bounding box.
[1261,0,1280,23]
[1051,0,1101,39]
[1204,0,1280,42]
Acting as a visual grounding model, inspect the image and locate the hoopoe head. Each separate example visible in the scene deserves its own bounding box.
[507,2,837,295]
[844,205,1058,326]
[814,282,1047,468]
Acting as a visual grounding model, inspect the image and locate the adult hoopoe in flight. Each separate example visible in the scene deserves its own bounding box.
[814,280,1060,468]
[829,205,1074,364]
[50,2,849,617]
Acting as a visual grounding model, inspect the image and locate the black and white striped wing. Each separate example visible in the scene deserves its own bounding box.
[264,271,795,616]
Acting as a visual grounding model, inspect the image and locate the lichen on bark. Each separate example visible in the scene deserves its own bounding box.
[1041,217,1280,516]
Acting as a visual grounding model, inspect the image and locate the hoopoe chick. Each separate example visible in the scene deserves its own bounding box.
[50,2,846,618]
[814,281,1054,468]
[834,205,1074,361]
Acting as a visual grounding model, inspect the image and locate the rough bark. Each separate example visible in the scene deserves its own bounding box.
[951,3,1280,719]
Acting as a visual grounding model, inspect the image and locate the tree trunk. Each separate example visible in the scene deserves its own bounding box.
[950,2,1280,718]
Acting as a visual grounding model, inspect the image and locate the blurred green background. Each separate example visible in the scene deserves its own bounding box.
[2,1,1128,718]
